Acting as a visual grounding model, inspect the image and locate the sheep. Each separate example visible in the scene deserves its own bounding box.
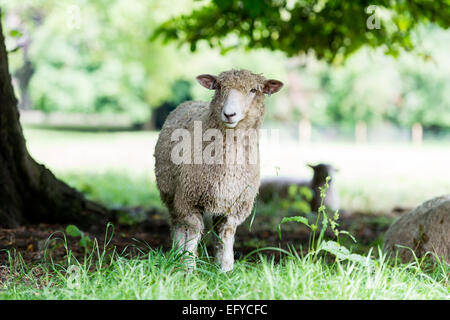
[154,69,283,271]
[259,163,340,213]
[384,195,450,263]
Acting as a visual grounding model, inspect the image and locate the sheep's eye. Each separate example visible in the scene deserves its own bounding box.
[250,88,257,93]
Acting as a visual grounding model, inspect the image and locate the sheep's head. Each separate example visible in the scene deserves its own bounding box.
[196,69,283,129]
[308,163,339,183]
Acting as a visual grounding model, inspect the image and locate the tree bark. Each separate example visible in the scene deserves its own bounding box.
[0,16,109,228]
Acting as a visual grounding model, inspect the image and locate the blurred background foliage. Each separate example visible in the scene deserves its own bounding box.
[154,0,450,61]
[1,0,450,216]
[2,0,450,131]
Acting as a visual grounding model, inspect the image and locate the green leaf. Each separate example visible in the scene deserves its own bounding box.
[9,29,22,38]
[288,184,298,198]
[339,230,357,243]
[291,200,311,214]
[319,240,349,257]
[277,224,282,240]
[65,224,83,237]
[318,241,373,267]
[280,199,290,210]
[79,235,92,249]
[280,216,310,228]
[317,211,329,247]
[299,187,313,201]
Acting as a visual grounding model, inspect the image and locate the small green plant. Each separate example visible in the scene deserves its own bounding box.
[278,177,371,266]
[258,184,312,217]
[280,184,313,214]
[65,225,93,253]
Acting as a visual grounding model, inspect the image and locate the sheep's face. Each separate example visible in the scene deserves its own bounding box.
[196,70,283,129]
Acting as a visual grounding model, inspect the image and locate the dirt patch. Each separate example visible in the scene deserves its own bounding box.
[0,207,407,266]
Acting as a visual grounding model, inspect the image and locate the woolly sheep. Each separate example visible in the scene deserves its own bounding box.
[154,69,283,271]
[259,163,340,213]
[384,195,450,263]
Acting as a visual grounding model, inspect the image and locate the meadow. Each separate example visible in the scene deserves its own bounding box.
[0,126,449,300]
[24,127,450,213]
[2,247,448,299]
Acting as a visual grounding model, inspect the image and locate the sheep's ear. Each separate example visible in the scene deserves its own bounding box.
[196,74,218,90]
[263,79,283,95]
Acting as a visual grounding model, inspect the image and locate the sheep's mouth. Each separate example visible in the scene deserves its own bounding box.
[222,120,238,128]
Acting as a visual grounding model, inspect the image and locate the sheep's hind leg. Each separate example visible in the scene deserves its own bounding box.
[213,216,237,272]
[172,213,203,271]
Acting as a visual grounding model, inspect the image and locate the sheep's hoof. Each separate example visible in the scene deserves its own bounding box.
[220,262,234,272]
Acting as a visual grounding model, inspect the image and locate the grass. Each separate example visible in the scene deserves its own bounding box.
[23,126,450,213]
[1,127,448,299]
[59,171,164,210]
[1,241,448,299]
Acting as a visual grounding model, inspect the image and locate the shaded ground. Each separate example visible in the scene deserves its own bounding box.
[0,206,409,266]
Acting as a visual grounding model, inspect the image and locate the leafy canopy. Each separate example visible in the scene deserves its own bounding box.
[154,0,450,62]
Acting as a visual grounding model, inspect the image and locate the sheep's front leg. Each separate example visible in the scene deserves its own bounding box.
[172,213,203,271]
[213,216,237,272]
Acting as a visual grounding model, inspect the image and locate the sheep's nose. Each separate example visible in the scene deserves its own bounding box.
[223,112,236,120]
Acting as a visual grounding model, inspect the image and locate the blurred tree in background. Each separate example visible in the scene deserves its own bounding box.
[2,0,450,129]
[392,28,450,129]
[155,0,450,130]
[317,26,450,130]
[0,0,449,227]
[155,0,449,61]
[152,79,192,129]
[3,0,287,124]
[4,0,196,123]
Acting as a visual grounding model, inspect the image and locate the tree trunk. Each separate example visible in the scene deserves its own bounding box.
[355,121,367,144]
[298,118,311,144]
[0,17,109,228]
[411,122,423,146]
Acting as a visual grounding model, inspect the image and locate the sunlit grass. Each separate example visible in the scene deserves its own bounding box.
[59,171,164,210]
[23,126,450,213]
[3,127,449,300]
[1,242,448,300]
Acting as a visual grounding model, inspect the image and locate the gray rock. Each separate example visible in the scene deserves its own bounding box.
[384,195,450,263]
